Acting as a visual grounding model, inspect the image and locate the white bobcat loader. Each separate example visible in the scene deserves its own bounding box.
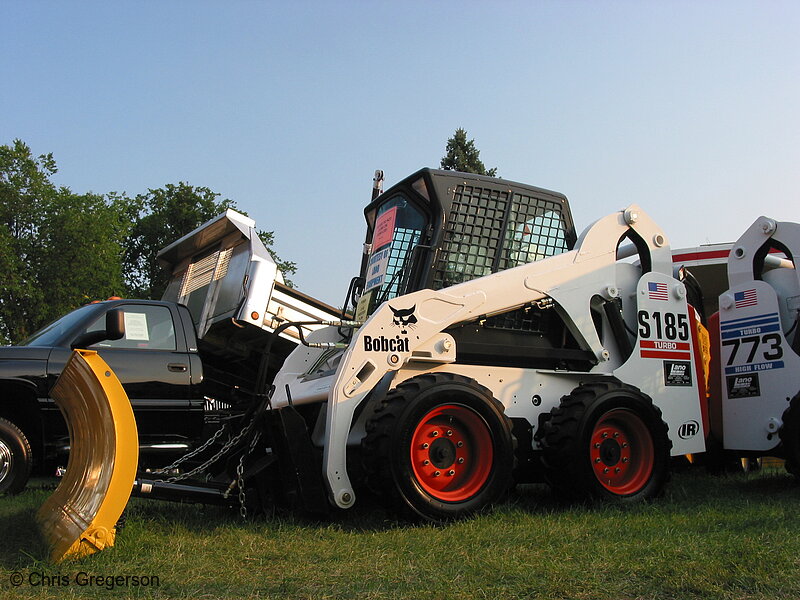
[706,216,800,471]
[38,169,709,557]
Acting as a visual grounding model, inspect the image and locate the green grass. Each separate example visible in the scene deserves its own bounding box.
[2,468,800,599]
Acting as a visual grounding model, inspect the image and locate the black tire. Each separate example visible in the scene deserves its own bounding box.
[0,417,33,495]
[779,391,800,479]
[361,373,515,522]
[538,381,672,502]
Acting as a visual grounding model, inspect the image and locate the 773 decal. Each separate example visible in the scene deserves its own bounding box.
[720,312,784,374]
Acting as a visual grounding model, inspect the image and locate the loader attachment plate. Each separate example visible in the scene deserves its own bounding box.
[36,350,139,562]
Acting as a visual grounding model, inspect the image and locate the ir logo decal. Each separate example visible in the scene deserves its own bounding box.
[389,305,417,334]
[678,420,700,440]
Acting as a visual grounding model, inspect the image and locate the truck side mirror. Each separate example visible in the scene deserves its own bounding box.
[71,309,126,349]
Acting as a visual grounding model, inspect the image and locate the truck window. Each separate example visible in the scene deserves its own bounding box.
[86,305,177,350]
[22,304,98,346]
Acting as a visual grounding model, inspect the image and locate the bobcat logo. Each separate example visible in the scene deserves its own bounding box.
[389,305,417,334]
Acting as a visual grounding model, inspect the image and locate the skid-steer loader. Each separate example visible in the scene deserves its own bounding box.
[39,168,708,559]
[705,216,800,472]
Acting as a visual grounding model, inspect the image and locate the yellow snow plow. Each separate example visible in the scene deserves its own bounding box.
[36,350,139,562]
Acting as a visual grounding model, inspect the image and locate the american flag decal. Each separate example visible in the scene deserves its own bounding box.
[734,289,757,308]
[648,282,668,301]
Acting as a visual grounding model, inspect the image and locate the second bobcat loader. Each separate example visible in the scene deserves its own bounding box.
[39,169,709,558]
[705,216,800,471]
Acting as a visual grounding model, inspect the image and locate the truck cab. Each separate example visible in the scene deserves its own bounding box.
[0,299,203,493]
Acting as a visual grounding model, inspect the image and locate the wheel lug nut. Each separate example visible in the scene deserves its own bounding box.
[594,443,601,448]
[423,460,430,466]
[602,432,608,438]
[622,443,629,448]
[603,468,609,473]
[448,470,455,476]
[595,458,601,463]
[457,458,465,464]
[422,443,429,449]
[432,431,439,437]
[446,430,453,436]
[622,457,629,463]
[615,467,621,473]
[434,471,441,477]
[457,441,464,447]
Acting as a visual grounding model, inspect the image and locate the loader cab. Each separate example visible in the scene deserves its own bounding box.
[355,168,577,321]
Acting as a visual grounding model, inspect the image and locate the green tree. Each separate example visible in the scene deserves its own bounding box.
[440,128,497,177]
[38,191,133,314]
[0,140,131,343]
[123,183,296,299]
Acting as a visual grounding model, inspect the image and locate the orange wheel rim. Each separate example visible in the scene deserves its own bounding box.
[410,404,493,502]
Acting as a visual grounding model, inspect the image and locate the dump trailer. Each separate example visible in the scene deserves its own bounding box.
[704,216,800,470]
[39,169,711,559]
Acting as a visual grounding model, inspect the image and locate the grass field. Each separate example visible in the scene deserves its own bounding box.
[2,467,800,599]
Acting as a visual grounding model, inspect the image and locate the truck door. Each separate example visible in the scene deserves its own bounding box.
[83,303,198,448]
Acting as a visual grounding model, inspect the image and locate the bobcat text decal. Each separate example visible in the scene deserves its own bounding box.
[363,335,410,353]
[361,304,417,354]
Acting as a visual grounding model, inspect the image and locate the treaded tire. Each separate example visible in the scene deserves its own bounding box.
[361,373,515,522]
[538,381,672,502]
[779,391,800,479]
[0,417,33,495]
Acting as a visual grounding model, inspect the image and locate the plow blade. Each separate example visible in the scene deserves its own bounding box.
[37,350,138,562]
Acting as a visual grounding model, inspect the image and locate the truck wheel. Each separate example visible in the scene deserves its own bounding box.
[362,373,515,522]
[779,391,800,479]
[539,381,672,502]
[0,418,33,495]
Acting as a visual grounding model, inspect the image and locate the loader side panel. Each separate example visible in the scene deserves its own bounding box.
[718,281,798,451]
[614,273,706,456]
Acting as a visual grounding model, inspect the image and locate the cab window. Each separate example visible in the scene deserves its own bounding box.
[85,305,176,350]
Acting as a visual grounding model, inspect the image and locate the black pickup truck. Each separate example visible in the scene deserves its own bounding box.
[0,299,208,494]
[0,209,340,495]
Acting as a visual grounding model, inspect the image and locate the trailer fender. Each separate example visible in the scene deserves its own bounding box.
[36,350,138,562]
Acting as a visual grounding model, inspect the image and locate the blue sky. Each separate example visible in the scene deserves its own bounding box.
[2,1,799,305]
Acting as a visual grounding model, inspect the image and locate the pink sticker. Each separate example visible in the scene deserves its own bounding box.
[373,206,397,249]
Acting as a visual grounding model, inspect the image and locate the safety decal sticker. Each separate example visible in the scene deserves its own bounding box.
[726,373,761,399]
[372,206,397,250]
[720,312,785,375]
[664,361,693,386]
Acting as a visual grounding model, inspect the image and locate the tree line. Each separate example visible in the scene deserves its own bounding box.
[0,140,295,344]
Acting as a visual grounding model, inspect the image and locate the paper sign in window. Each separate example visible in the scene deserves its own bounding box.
[364,248,391,292]
[124,312,150,341]
[373,207,397,250]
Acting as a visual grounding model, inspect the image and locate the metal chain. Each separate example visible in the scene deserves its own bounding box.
[237,429,263,519]
[147,388,271,519]
[155,418,256,483]
[147,424,229,475]
[236,455,247,519]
